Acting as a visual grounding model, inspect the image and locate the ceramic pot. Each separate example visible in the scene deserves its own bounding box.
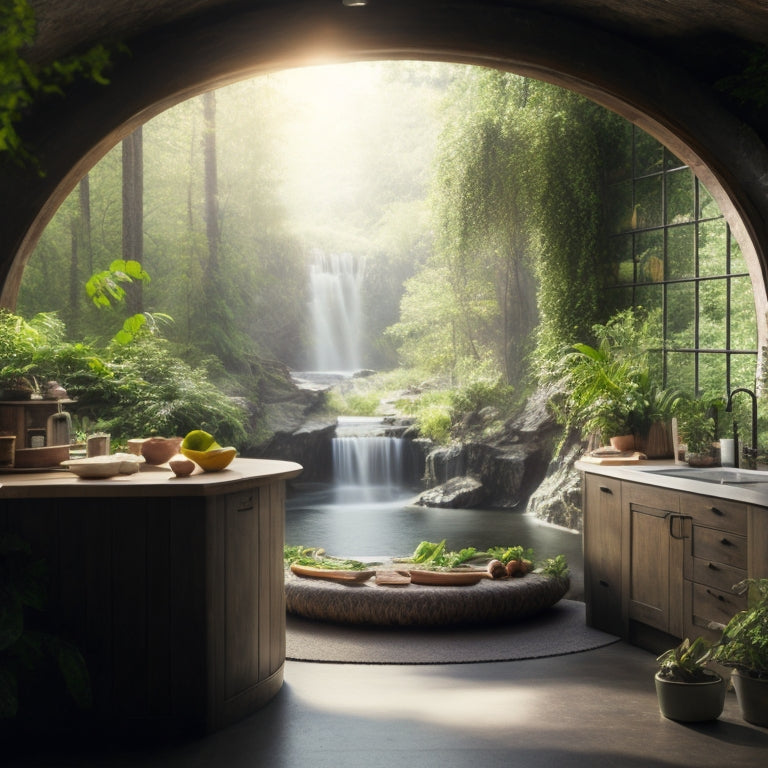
[654,671,726,722]
[609,434,635,452]
[140,436,183,465]
[732,669,768,726]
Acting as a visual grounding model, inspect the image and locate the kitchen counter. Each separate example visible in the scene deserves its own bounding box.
[576,458,768,506]
[0,457,302,735]
[0,456,302,498]
[577,457,768,653]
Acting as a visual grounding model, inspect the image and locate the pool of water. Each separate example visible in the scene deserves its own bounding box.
[285,483,584,599]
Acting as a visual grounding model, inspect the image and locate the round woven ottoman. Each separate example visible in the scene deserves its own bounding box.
[285,571,570,627]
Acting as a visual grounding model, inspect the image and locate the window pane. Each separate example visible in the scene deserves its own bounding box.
[666,169,695,224]
[699,279,726,350]
[698,180,719,219]
[635,175,663,228]
[667,281,695,347]
[698,353,726,397]
[611,234,634,284]
[635,130,663,175]
[729,234,744,275]
[699,218,727,277]
[664,148,686,171]
[634,283,662,319]
[730,276,757,349]
[635,230,664,283]
[730,354,757,391]
[666,351,696,394]
[667,224,694,279]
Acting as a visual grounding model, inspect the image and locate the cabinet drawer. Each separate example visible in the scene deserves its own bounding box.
[680,493,747,535]
[691,581,747,627]
[692,525,747,568]
[691,556,746,593]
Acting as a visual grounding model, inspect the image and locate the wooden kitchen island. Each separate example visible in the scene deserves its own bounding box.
[0,457,302,735]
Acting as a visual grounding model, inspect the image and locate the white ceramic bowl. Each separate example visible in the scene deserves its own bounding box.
[61,453,145,478]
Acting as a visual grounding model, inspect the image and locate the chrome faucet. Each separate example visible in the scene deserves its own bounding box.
[725,387,758,467]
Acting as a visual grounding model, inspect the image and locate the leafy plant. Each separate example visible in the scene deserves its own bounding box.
[657,637,716,683]
[417,403,452,443]
[0,0,115,170]
[711,578,768,678]
[0,534,91,719]
[540,554,569,578]
[676,396,720,456]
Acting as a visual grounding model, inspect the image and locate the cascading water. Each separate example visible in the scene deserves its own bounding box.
[309,250,364,373]
[331,417,413,504]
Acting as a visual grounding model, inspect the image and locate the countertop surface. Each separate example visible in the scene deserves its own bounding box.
[576,458,768,506]
[0,457,303,498]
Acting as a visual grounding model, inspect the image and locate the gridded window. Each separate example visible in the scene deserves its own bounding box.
[606,127,757,395]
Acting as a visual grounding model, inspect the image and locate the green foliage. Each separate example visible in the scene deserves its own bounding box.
[416,403,452,444]
[540,554,569,578]
[545,309,683,442]
[0,0,114,169]
[711,579,768,677]
[486,545,535,565]
[401,540,479,570]
[71,335,247,447]
[85,259,150,309]
[657,637,716,683]
[449,378,515,414]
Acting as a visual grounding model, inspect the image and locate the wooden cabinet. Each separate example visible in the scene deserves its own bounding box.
[682,493,749,640]
[0,458,301,734]
[623,483,684,638]
[581,467,768,652]
[0,399,75,447]
[583,474,623,635]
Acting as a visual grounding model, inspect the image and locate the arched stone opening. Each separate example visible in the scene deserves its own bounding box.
[2,2,766,349]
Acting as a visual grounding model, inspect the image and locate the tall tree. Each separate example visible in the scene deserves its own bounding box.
[122,126,144,315]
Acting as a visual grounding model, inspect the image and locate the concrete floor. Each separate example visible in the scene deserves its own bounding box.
[9,642,768,767]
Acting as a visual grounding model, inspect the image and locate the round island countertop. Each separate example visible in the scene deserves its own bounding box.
[0,456,303,499]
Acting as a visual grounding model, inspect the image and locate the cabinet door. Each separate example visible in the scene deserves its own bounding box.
[583,474,623,635]
[626,501,685,637]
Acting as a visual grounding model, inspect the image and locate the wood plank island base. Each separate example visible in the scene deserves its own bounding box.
[0,458,302,736]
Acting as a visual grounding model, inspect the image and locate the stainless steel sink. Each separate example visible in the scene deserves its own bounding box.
[646,467,768,485]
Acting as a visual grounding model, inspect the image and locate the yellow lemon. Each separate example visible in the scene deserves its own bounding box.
[180,445,237,471]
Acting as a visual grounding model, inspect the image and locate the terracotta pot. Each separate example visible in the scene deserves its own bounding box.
[140,436,183,465]
[609,434,635,452]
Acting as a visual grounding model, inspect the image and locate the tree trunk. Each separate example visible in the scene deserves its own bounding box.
[122,126,144,315]
[203,91,219,276]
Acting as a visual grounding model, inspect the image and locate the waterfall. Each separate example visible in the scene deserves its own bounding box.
[331,417,413,503]
[309,251,364,372]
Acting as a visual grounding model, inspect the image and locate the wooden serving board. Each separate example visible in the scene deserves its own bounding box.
[581,452,645,465]
[375,570,411,586]
[408,569,484,586]
[290,563,375,582]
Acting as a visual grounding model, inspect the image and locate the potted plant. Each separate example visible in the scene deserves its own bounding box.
[710,578,768,727]
[655,636,726,721]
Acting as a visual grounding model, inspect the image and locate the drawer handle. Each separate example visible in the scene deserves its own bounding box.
[707,562,720,571]
[720,537,733,547]
[599,486,613,495]
[599,579,610,588]
[710,506,724,516]
[706,588,726,602]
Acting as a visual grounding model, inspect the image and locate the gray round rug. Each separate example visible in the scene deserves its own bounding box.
[286,599,619,664]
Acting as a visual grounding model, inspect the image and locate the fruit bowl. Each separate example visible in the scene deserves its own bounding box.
[180,446,237,472]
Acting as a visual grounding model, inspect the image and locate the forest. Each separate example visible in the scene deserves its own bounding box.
[13,62,758,450]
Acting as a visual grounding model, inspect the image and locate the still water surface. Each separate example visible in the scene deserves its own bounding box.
[285,483,584,598]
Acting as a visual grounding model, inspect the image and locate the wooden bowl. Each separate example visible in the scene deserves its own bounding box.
[13,444,70,469]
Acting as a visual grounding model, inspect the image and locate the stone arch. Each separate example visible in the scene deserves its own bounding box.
[2,2,766,348]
